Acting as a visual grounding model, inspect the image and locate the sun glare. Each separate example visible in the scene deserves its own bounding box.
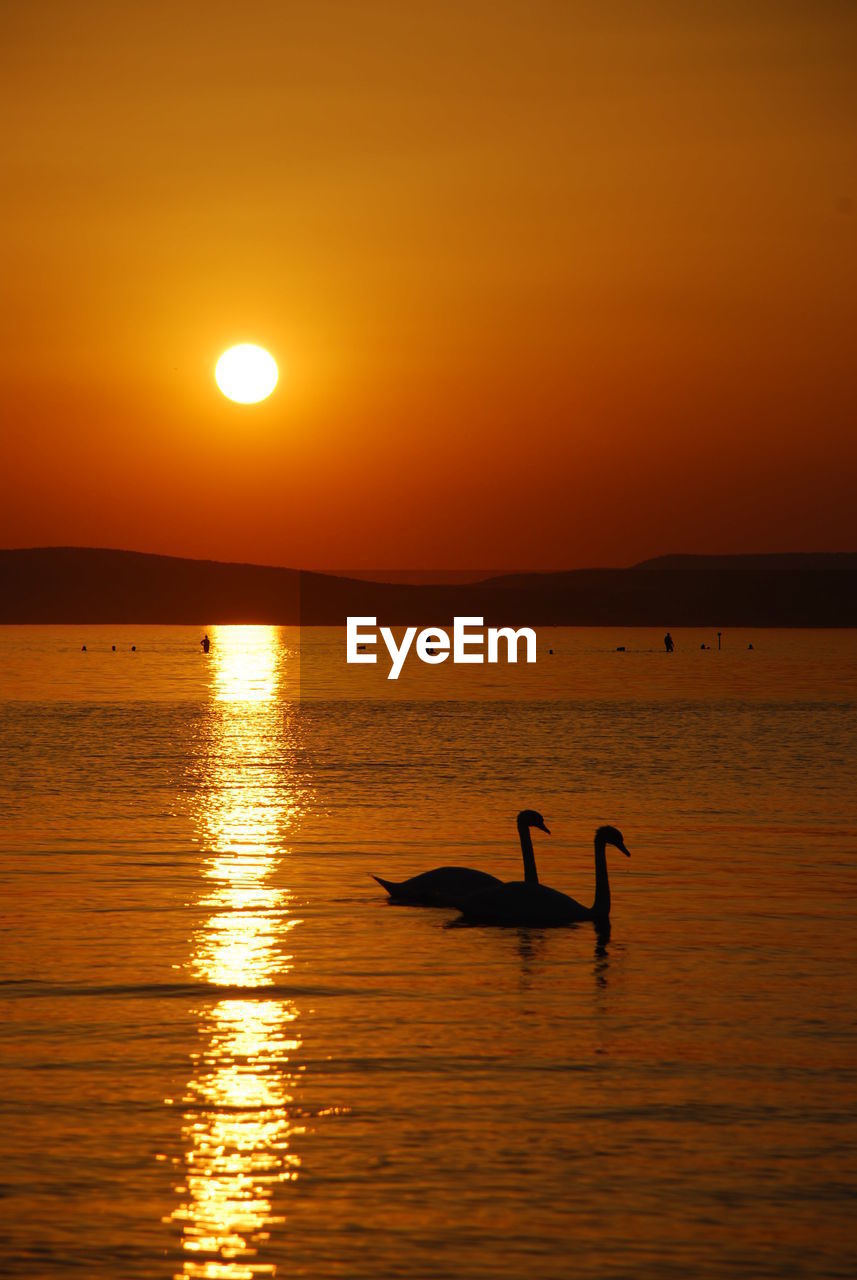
[215,344,278,404]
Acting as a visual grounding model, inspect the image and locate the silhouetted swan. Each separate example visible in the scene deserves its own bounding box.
[456,825,630,927]
[372,810,549,907]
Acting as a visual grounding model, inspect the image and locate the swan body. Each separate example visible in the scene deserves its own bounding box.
[373,810,549,907]
[456,825,630,927]
[373,866,502,905]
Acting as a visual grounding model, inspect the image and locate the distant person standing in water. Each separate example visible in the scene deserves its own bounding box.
[664,632,674,653]
[201,634,211,654]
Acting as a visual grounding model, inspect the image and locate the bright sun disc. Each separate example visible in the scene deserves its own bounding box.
[215,344,278,404]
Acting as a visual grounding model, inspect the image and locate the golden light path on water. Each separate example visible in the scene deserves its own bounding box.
[168,627,308,1280]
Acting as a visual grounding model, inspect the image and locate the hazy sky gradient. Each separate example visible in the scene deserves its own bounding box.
[2,1,855,568]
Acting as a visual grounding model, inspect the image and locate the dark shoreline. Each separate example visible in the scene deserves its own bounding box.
[2,546,857,627]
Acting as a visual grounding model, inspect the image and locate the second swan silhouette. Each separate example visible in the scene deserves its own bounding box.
[455,825,630,927]
[373,809,550,907]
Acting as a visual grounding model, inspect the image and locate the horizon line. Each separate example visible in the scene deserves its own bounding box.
[4,543,857,582]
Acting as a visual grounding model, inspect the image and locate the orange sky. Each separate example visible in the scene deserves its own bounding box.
[2,1,855,570]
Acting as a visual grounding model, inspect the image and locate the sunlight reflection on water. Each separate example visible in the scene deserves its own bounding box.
[167,627,309,1280]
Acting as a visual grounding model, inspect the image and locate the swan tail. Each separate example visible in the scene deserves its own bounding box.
[372,875,399,897]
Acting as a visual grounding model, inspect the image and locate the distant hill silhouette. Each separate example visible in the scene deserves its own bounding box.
[1,546,856,626]
[632,552,857,572]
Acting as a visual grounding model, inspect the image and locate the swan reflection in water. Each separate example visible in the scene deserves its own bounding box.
[167,626,310,1280]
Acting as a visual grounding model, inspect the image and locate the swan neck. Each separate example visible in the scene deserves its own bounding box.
[592,833,610,918]
[518,821,539,884]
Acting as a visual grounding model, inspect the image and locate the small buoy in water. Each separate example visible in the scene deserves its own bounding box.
[748,643,754,650]
[81,645,87,652]
[548,648,554,655]
[111,645,116,652]
[131,645,137,652]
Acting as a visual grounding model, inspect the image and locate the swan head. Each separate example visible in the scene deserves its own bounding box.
[517,809,550,835]
[597,825,630,856]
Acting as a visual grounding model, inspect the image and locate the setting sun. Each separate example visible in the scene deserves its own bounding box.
[215,344,278,404]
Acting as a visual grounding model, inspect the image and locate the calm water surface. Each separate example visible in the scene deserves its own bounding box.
[1,626,855,1278]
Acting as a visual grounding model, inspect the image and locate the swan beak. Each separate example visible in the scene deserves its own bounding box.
[537,821,550,834]
[618,840,631,857]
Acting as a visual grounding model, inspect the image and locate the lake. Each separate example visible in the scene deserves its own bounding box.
[1,625,855,1278]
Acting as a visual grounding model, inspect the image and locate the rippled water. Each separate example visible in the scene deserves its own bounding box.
[1,626,855,1278]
